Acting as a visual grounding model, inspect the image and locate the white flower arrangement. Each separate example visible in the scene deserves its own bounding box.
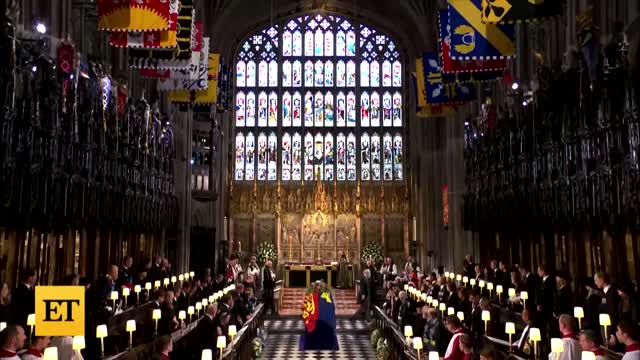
[256,241,278,266]
[361,242,384,265]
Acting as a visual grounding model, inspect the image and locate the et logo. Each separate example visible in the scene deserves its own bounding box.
[35,286,85,336]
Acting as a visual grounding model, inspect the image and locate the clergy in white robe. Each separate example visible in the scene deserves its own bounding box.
[0,325,26,360]
[549,314,581,360]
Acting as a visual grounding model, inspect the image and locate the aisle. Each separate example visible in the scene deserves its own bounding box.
[260,317,376,360]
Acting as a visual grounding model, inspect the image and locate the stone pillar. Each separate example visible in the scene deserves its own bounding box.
[175,109,192,272]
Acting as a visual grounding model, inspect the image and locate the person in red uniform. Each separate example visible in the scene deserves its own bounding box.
[0,325,26,360]
[444,315,467,360]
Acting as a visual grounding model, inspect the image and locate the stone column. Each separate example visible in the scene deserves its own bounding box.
[174,109,192,272]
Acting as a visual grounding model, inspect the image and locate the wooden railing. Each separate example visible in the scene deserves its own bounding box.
[372,305,418,360]
[222,303,265,360]
[485,304,623,360]
[105,303,265,360]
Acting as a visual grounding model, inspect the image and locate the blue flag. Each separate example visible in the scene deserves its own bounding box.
[422,53,476,104]
[317,291,336,330]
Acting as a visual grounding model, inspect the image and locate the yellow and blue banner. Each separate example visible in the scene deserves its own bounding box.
[481,0,563,24]
[439,9,507,77]
[447,0,515,60]
[419,53,476,104]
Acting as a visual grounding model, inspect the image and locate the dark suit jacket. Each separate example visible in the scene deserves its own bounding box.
[599,286,620,328]
[399,300,412,329]
[536,275,556,317]
[555,286,573,316]
[196,314,218,351]
[262,268,275,289]
[447,292,460,310]
[176,291,190,312]
[358,277,371,303]
[149,264,164,282]
[524,273,539,308]
[11,283,34,327]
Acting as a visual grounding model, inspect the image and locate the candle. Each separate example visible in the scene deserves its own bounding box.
[223,217,228,240]
[412,217,417,241]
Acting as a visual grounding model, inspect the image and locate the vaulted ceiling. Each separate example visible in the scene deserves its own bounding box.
[200,0,440,62]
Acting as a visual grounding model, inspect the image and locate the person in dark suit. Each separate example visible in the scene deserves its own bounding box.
[398,290,412,330]
[94,265,119,310]
[175,281,191,312]
[149,256,163,282]
[536,264,556,318]
[519,264,539,310]
[262,261,276,314]
[583,278,603,331]
[594,272,620,347]
[196,304,219,352]
[555,271,573,317]
[489,260,502,284]
[352,269,372,321]
[10,269,37,329]
[118,256,134,288]
[446,283,460,310]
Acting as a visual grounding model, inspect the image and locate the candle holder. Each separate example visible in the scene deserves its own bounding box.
[481,310,490,333]
[228,325,237,344]
[599,314,611,347]
[551,338,564,360]
[529,328,541,360]
[521,291,528,308]
[413,337,423,359]
[126,320,136,349]
[27,314,35,342]
[404,325,413,345]
[152,309,161,335]
[96,324,108,357]
[134,285,141,305]
[505,322,515,354]
[217,335,227,360]
[188,306,195,323]
[574,307,584,330]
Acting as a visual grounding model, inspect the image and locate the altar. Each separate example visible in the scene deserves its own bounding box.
[284,263,354,288]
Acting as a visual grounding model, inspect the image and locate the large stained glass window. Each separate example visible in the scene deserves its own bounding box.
[234,14,403,182]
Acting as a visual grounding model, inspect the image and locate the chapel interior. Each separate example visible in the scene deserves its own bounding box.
[0,0,639,359]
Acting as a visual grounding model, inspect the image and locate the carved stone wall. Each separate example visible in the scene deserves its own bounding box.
[229,182,407,263]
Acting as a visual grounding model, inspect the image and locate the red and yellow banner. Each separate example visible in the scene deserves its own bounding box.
[302,292,319,333]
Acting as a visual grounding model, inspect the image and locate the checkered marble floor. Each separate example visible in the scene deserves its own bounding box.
[265,318,369,333]
[260,317,376,360]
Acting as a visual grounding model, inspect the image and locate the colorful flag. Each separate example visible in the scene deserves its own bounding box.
[167,53,220,104]
[448,0,516,60]
[302,292,319,333]
[98,0,170,32]
[128,1,196,70]
[108,0,179,49]
[439,9,507,74]
[421,53,476,104]
[481,0,563,24]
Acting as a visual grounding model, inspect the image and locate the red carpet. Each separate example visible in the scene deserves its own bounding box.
[279,288,360,316]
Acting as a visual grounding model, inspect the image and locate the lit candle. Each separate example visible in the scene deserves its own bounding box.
[223,216,228,241]
[412,217,417,242]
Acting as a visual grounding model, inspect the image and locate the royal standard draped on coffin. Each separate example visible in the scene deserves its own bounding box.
[480,0,563,24]
[447,0,516,60]
[438,9,506,75]
[98,0,170,32]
